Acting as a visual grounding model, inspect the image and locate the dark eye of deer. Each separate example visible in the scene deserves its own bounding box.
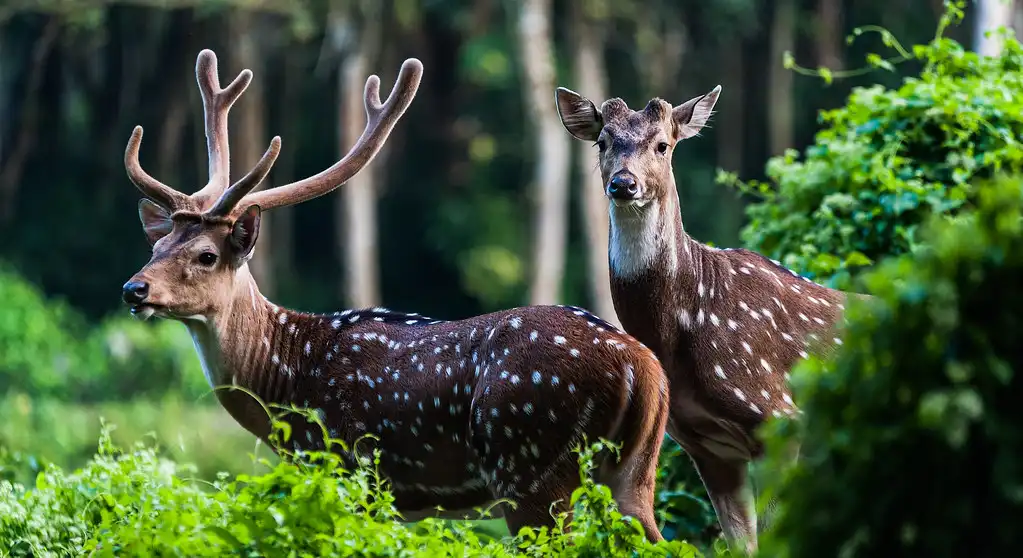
[595,139,606,152]
[197,252,218,266]
[656,142,669,154]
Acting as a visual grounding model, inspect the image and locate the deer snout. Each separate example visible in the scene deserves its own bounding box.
[607,173,640,200]
[122,280,150,304]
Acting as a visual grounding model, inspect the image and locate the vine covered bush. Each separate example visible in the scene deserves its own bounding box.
[723,1,1023,287]
[755,174,1023,557]
[0,421,704,557]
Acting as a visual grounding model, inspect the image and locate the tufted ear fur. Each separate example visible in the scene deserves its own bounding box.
[555,87,603,141]
[138,199,173,246]
[229,205,261,264]
[672,85,722,141]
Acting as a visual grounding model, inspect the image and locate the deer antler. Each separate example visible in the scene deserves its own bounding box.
[124,126,192,210]
[192,49,254,201]
[203,57,424,218]
[124,50,421,219]
[123,49,253,212]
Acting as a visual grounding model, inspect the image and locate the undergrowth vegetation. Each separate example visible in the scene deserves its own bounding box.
[0,417,703,557]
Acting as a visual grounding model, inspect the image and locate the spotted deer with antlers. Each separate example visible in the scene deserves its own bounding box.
[554,86,870,552]
[119,49,670,541]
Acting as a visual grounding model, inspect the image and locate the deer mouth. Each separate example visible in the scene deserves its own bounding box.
[610,198,651,208]
[129,303,164,321]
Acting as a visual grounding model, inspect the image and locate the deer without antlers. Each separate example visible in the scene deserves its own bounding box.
[554,86,871,553]
[119,49,670,541]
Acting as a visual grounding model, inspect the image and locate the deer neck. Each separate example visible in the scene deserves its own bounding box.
[181,266,297,440]
[608,180,714,356]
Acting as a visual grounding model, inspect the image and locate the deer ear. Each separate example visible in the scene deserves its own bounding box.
[672,85,721,141]
[138,199,173,246]
[555,87,603,141]
[229,204,262,262]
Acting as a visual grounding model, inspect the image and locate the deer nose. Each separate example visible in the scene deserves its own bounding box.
[122,281,150,304]
[607,174,639,199]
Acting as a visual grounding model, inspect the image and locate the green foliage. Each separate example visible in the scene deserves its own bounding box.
[0,396,266,487]
[723,2,1023,288]
[0,416,703,557]
[756,175,1023,557]
[0,262,209,403]
[80,315,208,402]
[653,443,719,547]
[0,264,88,398]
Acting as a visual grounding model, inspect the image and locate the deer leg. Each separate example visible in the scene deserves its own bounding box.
[498,472,574,537]
[689,452,758,555]
[600,448,663,542]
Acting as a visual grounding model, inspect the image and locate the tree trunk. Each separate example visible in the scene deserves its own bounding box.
[229,10,275,296]
[571,8,618,326]
[271,48,302,290]
[814,0,843,70]
[715,40,747,242]
[1015,0,1023,39]
[330,3,381,308]
[0,17,59,224]
[767,0,796,157]
[974,0,1017,56]
[157,92,189,182]
[517,0,571,305]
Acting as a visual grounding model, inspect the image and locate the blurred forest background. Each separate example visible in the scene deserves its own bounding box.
[1,0,1021,548]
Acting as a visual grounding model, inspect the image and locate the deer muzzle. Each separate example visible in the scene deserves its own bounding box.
[607,172,648,207]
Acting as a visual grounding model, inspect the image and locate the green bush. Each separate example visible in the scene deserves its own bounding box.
[755,174,1023,557]
[722,2,1023,288]
[0,264,89,398]
[0,396,266,487]
[80,316,209,402]
[0,262,209,403]
[0,418,703,557]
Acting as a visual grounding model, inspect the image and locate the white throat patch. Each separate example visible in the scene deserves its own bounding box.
[185,317,223,390]
[609,201,675,279]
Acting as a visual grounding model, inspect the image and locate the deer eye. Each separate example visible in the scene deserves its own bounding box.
[197,252,218,266]
[594,139,606,152]
[656,142,669,154]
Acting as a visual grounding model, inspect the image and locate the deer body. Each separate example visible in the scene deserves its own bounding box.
[555,85,863,553]
[119,50,670,541]
[185,269,666,524]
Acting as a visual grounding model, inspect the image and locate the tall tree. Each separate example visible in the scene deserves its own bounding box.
[974,0,1017,55]
[814,0,843,70]
[767,0,796,156]
[328,0,382,307]
[569,0,618,326]
[517,0,571,305]
[229,9,275,296]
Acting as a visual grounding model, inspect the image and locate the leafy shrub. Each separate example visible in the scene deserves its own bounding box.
[0,261,209,403]
[0,396,266,487]
[79,315,208,401]
[755,174,1023,557]
[0,264,88,398]
[722,2,1023,288]
[0,417,703,557]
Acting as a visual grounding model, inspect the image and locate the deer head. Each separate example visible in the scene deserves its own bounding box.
[121,49,422,322]
[553,86,721,209]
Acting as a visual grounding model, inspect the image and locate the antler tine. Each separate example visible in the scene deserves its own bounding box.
[191,49,253,201]
[124,126,191,210]
[205,136,283,217]
[234,58,424,214]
